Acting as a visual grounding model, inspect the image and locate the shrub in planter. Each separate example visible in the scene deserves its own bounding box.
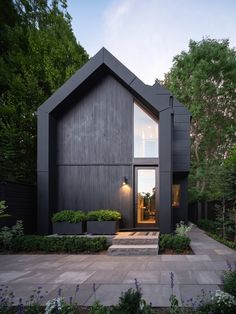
[52,210,86,235]
[87,209,121,234]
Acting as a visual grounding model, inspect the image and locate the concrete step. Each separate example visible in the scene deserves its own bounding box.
[107,244,159,256]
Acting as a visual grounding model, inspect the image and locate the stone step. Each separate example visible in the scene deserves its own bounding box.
[112,238,158,245]
[107,244,159,256]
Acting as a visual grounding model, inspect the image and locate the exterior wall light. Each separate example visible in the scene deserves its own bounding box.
[123,176,128,185]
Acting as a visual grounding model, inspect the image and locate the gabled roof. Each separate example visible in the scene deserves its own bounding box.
[38,47,190,115]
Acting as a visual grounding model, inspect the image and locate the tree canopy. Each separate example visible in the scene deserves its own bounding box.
[164,38,236,202]
[0,0,89,183]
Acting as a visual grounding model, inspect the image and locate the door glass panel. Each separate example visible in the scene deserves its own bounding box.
[134,101,159,158]
[137,169,156,224]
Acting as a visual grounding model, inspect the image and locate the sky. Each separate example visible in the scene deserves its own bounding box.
[67,0,236,85]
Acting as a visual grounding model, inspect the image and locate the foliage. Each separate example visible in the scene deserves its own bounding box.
[223,269,236,297]
[0,220,24,249]
[0,0,89,183]
[175,221,192,237]
[0,200,10,219]
[206,232,236,250]
[89,301,109,314]
[0,235,107,253]
[111,280,153,314]
[86,210,122,222]
[52,210,86,223]
[164,38,236,202]
[196,219,217,234]
[159,234,190,253]
[198,290,236,314]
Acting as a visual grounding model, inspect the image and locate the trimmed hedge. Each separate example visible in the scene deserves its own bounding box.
[52,210,86,223]
[86,209,121,221]
[159,234,190,253]
[0,235,107,253]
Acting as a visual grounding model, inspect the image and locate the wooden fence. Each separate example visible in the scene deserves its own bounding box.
[0,181,37,234]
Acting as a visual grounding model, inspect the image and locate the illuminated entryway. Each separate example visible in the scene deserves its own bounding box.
[135,167,158,228]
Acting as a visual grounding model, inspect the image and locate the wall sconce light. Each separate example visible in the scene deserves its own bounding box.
[122,176,128,185]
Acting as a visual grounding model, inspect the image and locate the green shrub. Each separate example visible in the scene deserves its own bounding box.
[223,269,236,297]
[87,209,121,221]
[159,234,190,252]
[196,219,217,234]
[0,235,107,253]
[52,210,86,223]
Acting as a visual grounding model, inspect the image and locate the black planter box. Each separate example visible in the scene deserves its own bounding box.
[87,221,119,235]
[52,222,85,235]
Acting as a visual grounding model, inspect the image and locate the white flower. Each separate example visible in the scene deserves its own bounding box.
[45,297,64,314]
[211,290,236,307]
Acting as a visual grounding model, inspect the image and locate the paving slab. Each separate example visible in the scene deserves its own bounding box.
[52,271,96,284]
[142,284,181,307]
[179,284,219,307]
[123,270,160,284]
[84,270,128,284]
[0,271,31,283]
[84,284,135,306]
[195,271,223,285]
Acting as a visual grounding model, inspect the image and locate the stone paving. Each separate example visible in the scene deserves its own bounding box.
[0,226,236,307]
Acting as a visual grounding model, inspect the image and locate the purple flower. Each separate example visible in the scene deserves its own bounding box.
[226,259,232,271]
[58,288,62,297]
[93,283,96,293]
[69,296,73,304]
[170,272,174,289]
[76,284,80,293]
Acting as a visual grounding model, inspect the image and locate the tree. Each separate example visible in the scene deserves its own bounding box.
[0,0,89,183]
[164,38,236,201]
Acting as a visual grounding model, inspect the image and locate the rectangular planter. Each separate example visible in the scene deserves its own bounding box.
[87,221,119,235]
[52,222,85,235]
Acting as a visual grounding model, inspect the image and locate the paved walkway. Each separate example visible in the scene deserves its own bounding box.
[0,226,236,307]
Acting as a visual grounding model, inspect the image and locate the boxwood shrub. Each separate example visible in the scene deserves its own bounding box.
[159,234,190,253]
[0,235,107,253]
[86,209,122,221]
[52,210,86,223]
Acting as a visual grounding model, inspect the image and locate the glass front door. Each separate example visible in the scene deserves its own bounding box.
[135,167,158,227]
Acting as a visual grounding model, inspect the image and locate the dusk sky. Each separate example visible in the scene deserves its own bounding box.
[67,0,236,84]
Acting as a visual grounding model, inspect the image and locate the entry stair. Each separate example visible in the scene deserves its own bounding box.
[108,231,159,255]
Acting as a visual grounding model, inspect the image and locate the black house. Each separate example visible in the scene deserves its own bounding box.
[37,48,191,234]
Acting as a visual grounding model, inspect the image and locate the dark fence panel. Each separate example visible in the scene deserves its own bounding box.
[0,181,37,234]
[188,201,220,223]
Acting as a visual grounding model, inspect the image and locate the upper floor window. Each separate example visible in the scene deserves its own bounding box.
[134,101,159,158]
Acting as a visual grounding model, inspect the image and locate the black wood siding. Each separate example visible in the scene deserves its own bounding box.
[173,99,191,172]
[56,74,133,227]
[57,75,133,165]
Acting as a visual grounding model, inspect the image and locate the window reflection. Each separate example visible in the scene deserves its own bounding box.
[137,169,156,224]
[172,184,180,207]
[134,101,158,158]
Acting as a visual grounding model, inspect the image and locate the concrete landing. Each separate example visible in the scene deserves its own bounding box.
[108,231,159,255]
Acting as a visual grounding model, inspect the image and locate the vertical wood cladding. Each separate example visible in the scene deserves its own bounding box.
[173,104,191,172]
[57,74,133,165]
[57,165,133,228]
[56,74,133,227]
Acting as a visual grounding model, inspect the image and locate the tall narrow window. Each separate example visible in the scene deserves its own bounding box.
[134,101,158,158]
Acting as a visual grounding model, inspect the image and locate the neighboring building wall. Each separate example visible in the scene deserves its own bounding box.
[56,74,134,228]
